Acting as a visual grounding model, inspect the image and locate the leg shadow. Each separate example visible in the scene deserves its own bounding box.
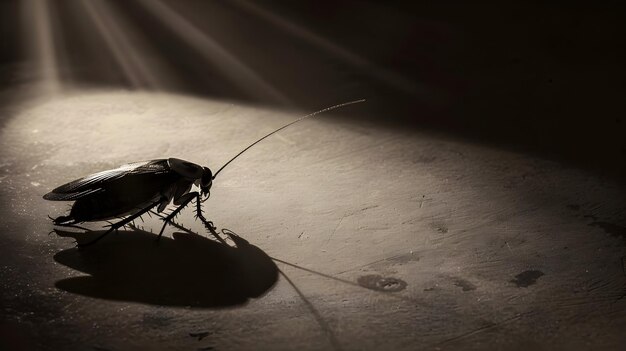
[53,229,278,307]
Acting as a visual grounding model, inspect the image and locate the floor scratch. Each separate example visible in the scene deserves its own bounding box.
[436,312,532,346]
[326,216,345,245]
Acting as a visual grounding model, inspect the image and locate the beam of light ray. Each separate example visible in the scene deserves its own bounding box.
[79,0,156,89]
[232,0,429,98]
[22,0,60,93]
[79,0,141,88]
[86,0,168,90]
[99,2,184,92]
[135,0,292,106]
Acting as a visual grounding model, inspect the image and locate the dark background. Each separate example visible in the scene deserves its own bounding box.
[1,0,625,177]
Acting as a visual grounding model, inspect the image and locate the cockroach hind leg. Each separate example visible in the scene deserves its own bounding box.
[49,215,76,226]
[78,200,162,247]
[49,216,93,232]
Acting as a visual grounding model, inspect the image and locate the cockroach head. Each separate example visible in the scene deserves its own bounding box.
[200,167,213,196]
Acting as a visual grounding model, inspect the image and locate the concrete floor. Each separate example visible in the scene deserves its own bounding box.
[0,90,624,350]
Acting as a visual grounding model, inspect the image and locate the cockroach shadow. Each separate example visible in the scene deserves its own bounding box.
[53,229,278,308]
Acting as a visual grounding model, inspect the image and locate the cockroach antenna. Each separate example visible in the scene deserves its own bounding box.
[212,99,366,179]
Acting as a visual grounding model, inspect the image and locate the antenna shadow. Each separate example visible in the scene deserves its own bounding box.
[53,229,278,308]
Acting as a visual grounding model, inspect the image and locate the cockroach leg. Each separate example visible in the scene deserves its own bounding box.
[78,200,162,248]
[49,216,93,232]
[195,193,227,245]
[54,224,93,232]
[156,192,198,241]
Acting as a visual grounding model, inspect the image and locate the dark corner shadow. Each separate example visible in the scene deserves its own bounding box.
[52,229,278,308]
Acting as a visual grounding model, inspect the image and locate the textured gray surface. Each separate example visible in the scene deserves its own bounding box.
[1,90,625,350]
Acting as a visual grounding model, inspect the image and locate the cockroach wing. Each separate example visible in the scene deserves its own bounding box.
[43,188,104,201]
[43,159,170,201]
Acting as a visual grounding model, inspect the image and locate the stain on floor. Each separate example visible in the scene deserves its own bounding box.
[452,277,477,292]
[189,332,211,341]
[510,270,545,288]
[357,275,407,292]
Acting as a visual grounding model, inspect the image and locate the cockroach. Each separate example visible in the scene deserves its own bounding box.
[44,99,365,246]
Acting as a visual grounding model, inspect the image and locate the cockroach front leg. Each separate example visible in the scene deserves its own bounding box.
[194,193,214,230]
[195,193,227,245]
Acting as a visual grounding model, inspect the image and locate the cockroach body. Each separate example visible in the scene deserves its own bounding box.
[44,99,365,246]
[45,158,214,246]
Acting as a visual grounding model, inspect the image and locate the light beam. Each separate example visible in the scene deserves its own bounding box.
[22,0,60,93]
[136,0,292,105]
[79,0,152,89]
[233,0,429,98]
